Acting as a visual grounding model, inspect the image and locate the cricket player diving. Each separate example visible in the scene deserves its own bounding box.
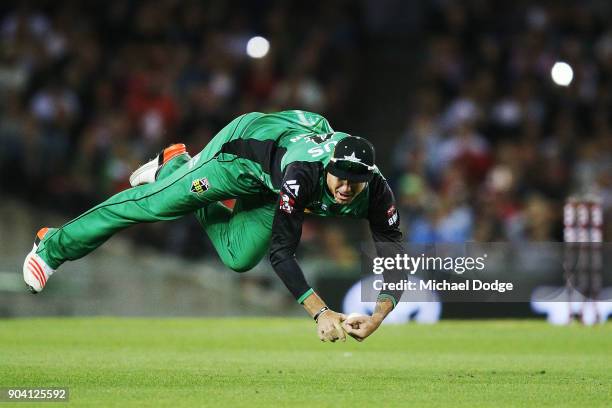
[22,110,405,342]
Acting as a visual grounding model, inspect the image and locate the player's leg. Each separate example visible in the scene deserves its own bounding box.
[35,166,204,269]
[24,155,264,293]
[23,144,191,293]
[37,153,268,267]
[195,195,276,272]
[24,174,201,292]
[23,112,264,293]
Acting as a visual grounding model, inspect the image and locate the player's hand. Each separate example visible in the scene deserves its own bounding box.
[342,314,382,342]
[317,310,347,342]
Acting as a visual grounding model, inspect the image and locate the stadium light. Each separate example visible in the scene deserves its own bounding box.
[550,61,573,86]
[246,36,270,59]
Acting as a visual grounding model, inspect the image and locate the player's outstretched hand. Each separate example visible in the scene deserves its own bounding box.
[317,310,347,343]
[343,314,382,342]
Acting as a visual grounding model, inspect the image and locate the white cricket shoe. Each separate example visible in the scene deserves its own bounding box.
[129,143,187,187]
[23,227,56,294]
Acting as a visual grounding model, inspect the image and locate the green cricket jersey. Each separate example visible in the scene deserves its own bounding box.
[33,110,404,306]
[201,110,403,303]
[207,110,379,218]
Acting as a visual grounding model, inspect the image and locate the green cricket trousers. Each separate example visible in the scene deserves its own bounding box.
[36,114,277,272]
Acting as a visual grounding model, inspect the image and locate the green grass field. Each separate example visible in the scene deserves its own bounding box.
[0,318,610,407]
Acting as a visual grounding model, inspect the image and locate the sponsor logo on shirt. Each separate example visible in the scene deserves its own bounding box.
[387,205,398,226]
[279,192,295,214]
[305,133,334,145]
[190,178,210,195]
[283,179,300,197]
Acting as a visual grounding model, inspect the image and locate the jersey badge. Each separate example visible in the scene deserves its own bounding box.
[283,179,300,197]
[190,178,210,195]
[387,205,398,226]
[279,192,295,214]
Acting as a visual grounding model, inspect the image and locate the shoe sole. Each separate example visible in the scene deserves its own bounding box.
[25,248,42,294]
[129,144,187,187]
[25,228,51,294]
[129,160,158,187]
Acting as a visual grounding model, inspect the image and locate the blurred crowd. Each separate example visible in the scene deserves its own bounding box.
[0,1,611,261]
[392,1,612,244]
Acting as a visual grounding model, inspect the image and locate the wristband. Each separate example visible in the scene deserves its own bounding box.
[377,293,397,308]
[313,306,329,323]
[297,288,314,304]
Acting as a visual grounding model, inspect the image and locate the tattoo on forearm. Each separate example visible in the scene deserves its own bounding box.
[374,299,392,315]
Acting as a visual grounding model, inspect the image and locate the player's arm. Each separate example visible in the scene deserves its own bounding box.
[343,174,405,341]
[269,162,346,342]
